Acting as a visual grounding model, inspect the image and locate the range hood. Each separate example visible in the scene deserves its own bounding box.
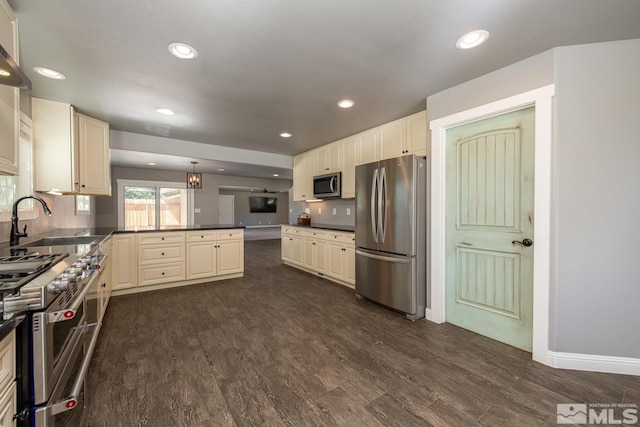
[0,43,31,90]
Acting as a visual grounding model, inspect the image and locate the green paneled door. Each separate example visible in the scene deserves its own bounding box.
[445,107,535,351]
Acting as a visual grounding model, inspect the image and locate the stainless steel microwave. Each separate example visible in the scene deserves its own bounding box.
[313,172,341,199]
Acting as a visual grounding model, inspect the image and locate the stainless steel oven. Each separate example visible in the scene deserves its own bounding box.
[31,253,105,427]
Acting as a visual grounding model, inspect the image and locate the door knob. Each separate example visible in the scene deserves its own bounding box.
[512,238,533,247]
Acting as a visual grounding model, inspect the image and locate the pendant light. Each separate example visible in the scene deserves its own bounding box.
[186,161,202,189]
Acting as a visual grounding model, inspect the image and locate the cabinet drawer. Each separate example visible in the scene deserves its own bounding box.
[186,231,217,242]
[327,232,355,245]
[217,229,244,240]
[138,243,184,264]
[302,229,327,239]
[282,226,303,235]
[138,263,185,286]
[137,232,185,245]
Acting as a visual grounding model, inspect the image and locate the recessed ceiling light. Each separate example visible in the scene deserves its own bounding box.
[0,69,10,77]
[217,168,225,172]
[456,30,489,49]
[33,67,66,80]
[156,108,175,116]
[280,132,292,138]
[168,42,198,59]
[273,173,279,177]
[337,99,355,109]
[148,162,156,166]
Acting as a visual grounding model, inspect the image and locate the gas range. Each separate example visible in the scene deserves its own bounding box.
[0,253,69,296]
[1,250,101,320]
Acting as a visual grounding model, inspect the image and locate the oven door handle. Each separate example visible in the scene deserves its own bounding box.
[47,269,101,324]
[48,321,102,416]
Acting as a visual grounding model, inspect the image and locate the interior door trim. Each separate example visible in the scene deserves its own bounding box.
[428,84,555,367]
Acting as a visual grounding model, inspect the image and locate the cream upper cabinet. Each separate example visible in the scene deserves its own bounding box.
[77,113,111,195]
[379,117,407,160]
[341,136,358,198]
[32,98,111,195]
[406,110,427,156]
[315,142,343,175]
[293,152,314,201]
[0,0,19,176]
[356,129,379,166]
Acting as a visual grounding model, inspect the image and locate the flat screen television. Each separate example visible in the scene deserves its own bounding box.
[249,196,277,213]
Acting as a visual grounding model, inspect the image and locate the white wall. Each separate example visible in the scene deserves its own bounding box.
[552,39,640,358]
[426,38,640,360]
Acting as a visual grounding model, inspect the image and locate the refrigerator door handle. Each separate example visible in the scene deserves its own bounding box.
[356,249,413,264]
[371,168,379,242]
[380,166,387,243]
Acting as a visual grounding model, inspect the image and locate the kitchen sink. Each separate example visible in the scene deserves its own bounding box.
[18,235,103,247]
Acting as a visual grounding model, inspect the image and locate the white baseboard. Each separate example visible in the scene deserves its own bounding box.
[245,225,281,228]
[548,351,640,376]
[424,308,442,324]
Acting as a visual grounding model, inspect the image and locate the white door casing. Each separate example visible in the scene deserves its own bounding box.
[428,85,554,366]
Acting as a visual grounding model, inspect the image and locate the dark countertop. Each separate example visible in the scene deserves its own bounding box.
[284,223,355,233]
[111,224,245,234]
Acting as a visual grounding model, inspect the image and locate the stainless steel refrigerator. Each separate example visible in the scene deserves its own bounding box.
[355,154,427,320]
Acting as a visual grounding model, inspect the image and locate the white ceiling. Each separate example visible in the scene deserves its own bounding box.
[8,0,640,178]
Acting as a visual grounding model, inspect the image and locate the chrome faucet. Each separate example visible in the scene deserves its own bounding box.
[10,195,52,246]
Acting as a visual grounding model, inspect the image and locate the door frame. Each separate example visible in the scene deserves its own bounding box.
[428,85,554,366]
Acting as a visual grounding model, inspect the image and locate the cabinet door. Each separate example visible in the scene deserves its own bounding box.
[112,234,137,290]
[290,235,304,265]
[379,118,407,159]
[217,239,244,275]
[0,382,15,427]
[77,114,111,195]
[187,241,216,279]
[328,243,345,278]
[341,137,357,198]
[317,143,343,174]
[357,129,379,166]
[345,246,356,285]
[315,239,329,274]
[281,233,293,261]
[293,153,314,201]
[0,2,18,176]
[303,238,316,270]
[406,111,427,156]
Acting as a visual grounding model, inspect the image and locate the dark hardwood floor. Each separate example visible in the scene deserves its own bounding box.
[84,239,639,426]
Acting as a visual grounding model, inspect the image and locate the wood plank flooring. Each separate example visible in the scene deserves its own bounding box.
[84,239,639,426]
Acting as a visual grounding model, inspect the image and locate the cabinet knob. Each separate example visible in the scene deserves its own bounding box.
[201,235,204,238]
[162,272,165,275]
[161,252,165,255]
[161,237,165,240]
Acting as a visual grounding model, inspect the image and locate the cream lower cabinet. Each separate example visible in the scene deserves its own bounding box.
[281,226,355,288]
[112,234,137,291]
[186,230,244,279]
[302,230,328,274]
[281,226,304,265]
[0,330,15,427]
[138,232,185,286]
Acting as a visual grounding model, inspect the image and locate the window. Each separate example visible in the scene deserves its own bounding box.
[0,114,36,222]
[117,179,193,230]
[75,195,91,215]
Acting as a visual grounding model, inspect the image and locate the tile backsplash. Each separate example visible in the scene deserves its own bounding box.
[0,193,95,244]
